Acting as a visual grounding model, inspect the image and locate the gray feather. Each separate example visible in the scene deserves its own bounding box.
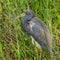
[29,17,52,53]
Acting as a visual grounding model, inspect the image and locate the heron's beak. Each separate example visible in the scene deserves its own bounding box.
[21,13,26,17]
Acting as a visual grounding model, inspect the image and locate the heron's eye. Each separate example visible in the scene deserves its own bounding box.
[21,13,26,17]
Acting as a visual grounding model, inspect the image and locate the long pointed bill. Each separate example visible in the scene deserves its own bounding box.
[10,13,26,23]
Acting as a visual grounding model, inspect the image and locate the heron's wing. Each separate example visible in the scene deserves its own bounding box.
[31,22,49,51]
[33,17,52,52]
[30,17,52,52]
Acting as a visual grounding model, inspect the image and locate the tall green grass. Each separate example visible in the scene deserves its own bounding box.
[0,0,60,60]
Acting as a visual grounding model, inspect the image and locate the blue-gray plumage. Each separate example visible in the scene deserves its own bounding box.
[21,10,52,54]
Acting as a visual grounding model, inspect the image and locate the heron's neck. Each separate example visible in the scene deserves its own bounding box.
[22,14,34,25]
[22,14,34,33]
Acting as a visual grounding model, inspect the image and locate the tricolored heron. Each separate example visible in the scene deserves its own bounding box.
[21,10,52,54]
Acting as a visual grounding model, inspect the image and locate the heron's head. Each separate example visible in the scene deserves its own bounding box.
[21,10,34,34]
[21,10,34,18]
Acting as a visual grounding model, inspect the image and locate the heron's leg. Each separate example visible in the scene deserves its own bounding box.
[31,36,41,49]
[31,36,35,44]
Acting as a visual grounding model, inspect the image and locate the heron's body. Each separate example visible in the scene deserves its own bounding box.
[21,10,52,54]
